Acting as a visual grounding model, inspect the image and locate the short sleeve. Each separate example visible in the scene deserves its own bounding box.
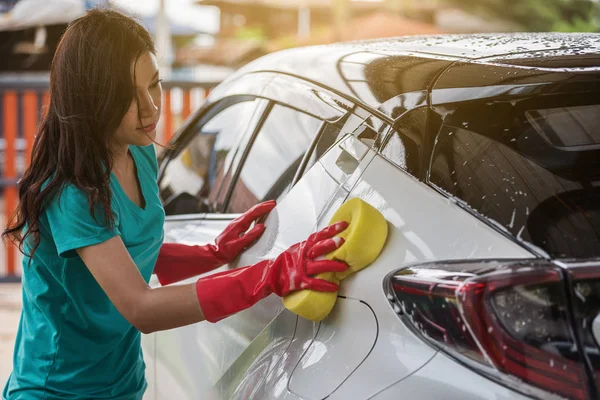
[45,184,121,258]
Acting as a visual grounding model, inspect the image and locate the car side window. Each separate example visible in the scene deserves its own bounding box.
[160,99,260,215]
[428,98,600,259]
[226,104,322,213]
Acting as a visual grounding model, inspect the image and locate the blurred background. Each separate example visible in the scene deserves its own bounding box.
[2,0,600,75]
[0,0,599,387]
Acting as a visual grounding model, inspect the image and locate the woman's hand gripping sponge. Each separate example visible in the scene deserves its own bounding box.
[283,198,388,321]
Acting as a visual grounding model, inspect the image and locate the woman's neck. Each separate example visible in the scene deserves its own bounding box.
[111,143,131,176]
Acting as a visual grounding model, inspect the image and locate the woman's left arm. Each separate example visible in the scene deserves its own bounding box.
[154,200,276,285]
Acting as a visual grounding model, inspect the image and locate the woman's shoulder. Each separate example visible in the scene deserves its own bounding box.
[47,183,102,214]
[42,180,117,219]
[39,179,85,209]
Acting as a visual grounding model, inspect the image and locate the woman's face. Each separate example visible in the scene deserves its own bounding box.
[113,52,162,148]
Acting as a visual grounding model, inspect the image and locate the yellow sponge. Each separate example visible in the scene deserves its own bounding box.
[283,198,388,321]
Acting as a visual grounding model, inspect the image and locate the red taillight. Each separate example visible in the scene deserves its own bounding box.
[387,261,591,400]
[568,263,600,393]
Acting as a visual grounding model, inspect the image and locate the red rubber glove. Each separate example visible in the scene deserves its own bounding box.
[154,200,276,286]
[195,221,349,323]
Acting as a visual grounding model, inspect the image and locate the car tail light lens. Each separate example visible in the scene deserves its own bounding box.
[385,260,592,400]
[568,263,600,393]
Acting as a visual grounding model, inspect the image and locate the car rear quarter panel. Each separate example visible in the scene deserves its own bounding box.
[313,153,536,399]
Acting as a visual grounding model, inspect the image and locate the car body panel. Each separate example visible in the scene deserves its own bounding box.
[197,151,537,400]
[147,133,372,398]
[152,135,377,399]
[150,218,260,399]
[146,214,285,398]
[212,306,301,400]
[370,352,530,400]
[431,60,600,97]
[146,34,600,399]
[149,112,537,400]
[141,326,157,400]
[287,297,378,399]
[313,155,535,400]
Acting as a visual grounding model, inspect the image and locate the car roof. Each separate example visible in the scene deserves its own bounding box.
[229,33,600,116]
[347,32,600,60]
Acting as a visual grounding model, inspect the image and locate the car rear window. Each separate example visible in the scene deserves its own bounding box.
[525,104,600,148]
[429,99,600,259]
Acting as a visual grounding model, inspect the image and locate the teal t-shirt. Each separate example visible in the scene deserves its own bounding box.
[3,144,165,400]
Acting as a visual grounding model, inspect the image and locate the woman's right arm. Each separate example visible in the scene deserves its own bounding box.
[78,236,206,334]
[77,222,349,332]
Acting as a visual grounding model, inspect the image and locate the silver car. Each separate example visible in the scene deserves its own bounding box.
[143,33,600,400]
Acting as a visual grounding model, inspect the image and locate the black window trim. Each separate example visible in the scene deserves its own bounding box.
[291,120,328,187]
[210,98,271,212]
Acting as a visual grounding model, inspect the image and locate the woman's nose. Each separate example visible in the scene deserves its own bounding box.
[139,91,159,117]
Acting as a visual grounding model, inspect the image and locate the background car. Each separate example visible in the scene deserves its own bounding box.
[143,33,600,400]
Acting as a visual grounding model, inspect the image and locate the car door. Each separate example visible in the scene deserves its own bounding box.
[149,96,350,400]
[211,110,391,399]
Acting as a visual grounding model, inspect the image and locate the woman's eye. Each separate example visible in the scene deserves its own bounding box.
[150,79,163,88]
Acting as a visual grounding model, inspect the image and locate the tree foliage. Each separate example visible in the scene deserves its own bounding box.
[443,0,598,32]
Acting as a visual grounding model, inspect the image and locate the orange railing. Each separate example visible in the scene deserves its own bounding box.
[0,75,218,281]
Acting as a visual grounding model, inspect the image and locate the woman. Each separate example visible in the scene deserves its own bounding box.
[1,9,348,400]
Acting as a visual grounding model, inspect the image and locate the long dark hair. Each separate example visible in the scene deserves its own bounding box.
[2,9,156,260]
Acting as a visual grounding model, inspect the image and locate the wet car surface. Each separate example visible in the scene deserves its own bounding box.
[144,33,600,400]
